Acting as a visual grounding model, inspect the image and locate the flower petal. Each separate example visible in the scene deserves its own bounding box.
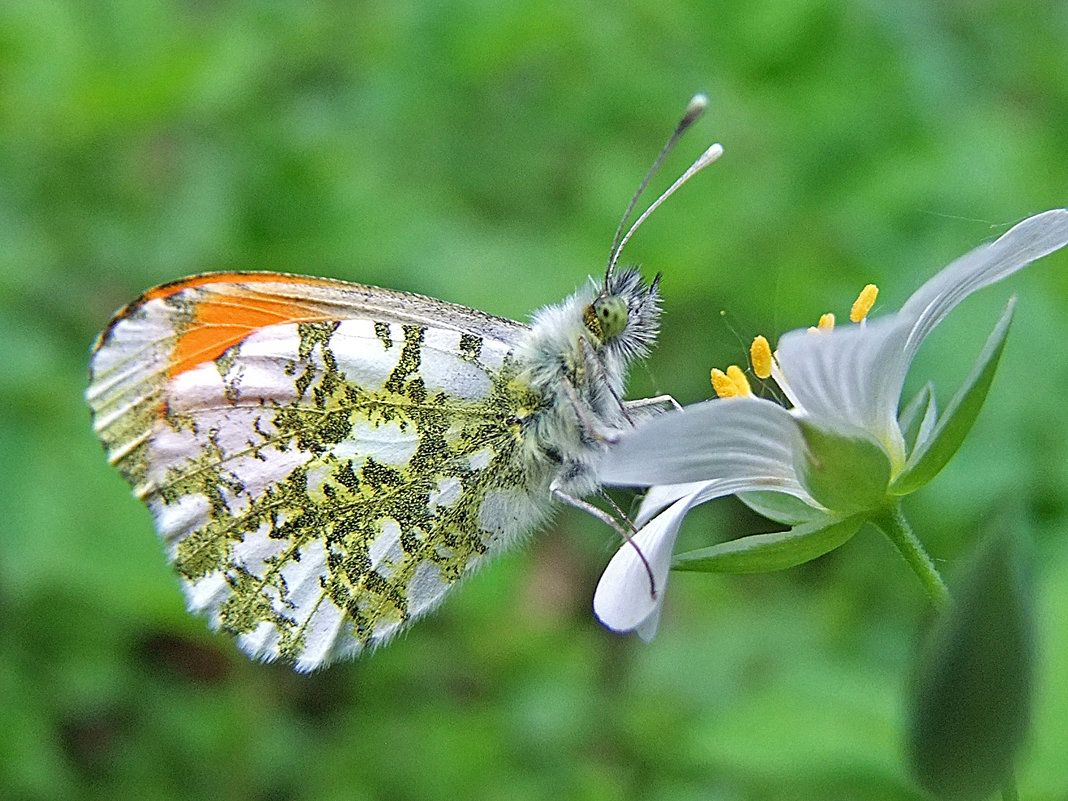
[771,208,1068,469]
[899,209,1068,362]
[634,601,664,642]
[599,396,811,499]
[593,487,705,635]
[636,481,713,526]
[774,317,911,467]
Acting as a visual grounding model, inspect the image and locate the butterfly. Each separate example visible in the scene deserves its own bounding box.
[86,96,721,671]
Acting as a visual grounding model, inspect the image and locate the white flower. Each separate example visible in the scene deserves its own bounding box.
[594,209,1068,639]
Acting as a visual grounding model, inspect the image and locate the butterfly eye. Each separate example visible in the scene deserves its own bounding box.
[589,295,629,341]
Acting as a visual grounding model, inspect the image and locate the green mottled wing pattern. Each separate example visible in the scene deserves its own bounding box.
[88,278,555,671]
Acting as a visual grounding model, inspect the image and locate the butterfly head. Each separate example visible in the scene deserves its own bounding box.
[584,267,661,361]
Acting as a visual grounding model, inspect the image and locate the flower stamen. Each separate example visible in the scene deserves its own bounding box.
[710,368,733,397]
[711,365,753,398]
[808,312,835,333]
[750,335,773,380]
[850,284,879,322]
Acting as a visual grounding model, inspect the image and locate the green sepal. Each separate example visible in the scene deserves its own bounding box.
[892,300,1015,495]
[737,490,823,526]
[796,418,891,513]
[671,514,865,573]
[899,382,937,455]
[907,524,1034,800]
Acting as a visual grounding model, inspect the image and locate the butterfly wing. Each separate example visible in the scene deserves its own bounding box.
[88,272,551,670]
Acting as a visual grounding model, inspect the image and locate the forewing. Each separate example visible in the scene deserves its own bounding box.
[88,272,527,488]
[88,273,547,670]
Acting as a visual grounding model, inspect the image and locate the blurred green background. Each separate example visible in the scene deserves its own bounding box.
[2,1,1066,799]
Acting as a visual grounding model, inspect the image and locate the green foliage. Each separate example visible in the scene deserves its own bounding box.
[673,514,866,574]
[2,1,1067,799]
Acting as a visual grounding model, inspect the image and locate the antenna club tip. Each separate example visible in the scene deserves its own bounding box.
[681,93,709,127]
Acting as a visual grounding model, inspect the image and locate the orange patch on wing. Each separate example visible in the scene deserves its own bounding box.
[143,271,338,302]
[162,275,342,377]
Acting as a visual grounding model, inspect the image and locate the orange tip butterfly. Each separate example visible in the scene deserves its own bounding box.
[87,95,721,670]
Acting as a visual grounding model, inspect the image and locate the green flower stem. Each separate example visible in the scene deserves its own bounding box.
[871,502,949,608]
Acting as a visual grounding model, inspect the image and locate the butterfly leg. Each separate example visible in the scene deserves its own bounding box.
[551,482,658,600]
[624,394,681,412]
[558,376,612,444]
[577,337,635,427]
[551,482,626,534]
[576,338,679,428]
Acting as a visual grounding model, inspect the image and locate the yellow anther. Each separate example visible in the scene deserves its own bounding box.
[850,283,879,322]
[726,365,752,396]
[711,365,753,398]
[711,368,736,397]
[808,312,835,333]
[750,335,773,380]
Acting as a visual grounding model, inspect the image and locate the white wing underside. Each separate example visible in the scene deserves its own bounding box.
[87,274,551,670]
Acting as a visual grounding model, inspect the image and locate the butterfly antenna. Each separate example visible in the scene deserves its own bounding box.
[606,94,708,269]
[606,93,721,281]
